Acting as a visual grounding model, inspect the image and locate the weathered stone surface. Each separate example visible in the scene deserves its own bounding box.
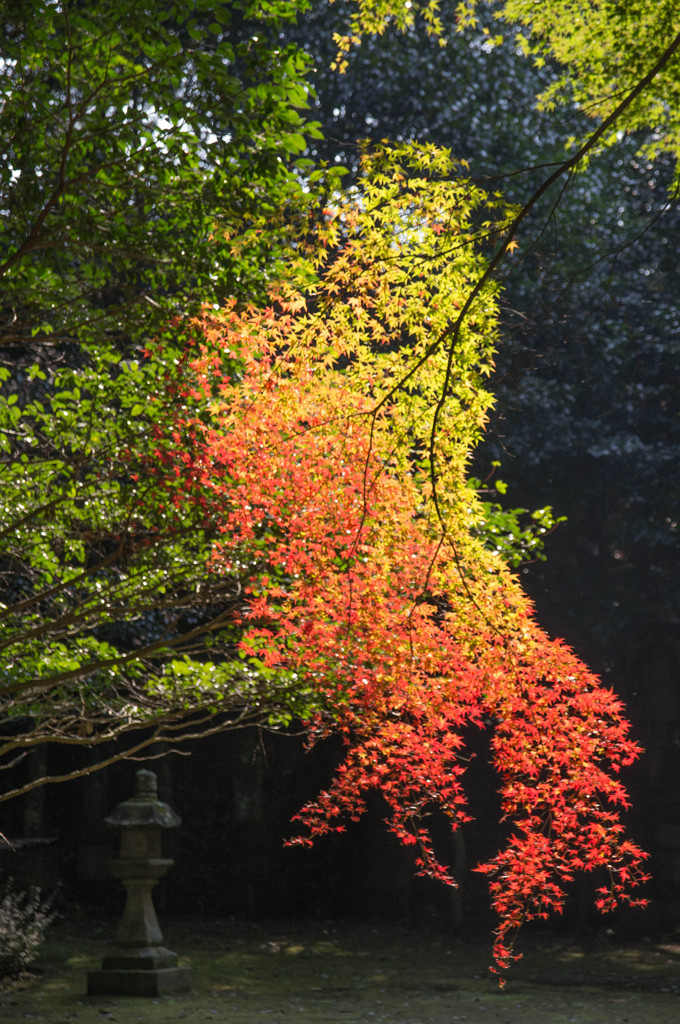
[105,769,181,831]
[87,965,191,996]
[100,945,179,971]
[110,858,173,947]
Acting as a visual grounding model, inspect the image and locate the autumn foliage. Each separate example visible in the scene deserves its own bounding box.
[157,144,648,978]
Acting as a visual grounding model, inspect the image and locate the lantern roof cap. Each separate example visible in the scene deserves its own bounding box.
[105,770,181,829]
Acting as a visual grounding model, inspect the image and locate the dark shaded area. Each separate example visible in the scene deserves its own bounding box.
[6,917,680,1023]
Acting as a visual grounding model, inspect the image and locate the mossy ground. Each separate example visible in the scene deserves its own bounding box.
[2,918,680,1023]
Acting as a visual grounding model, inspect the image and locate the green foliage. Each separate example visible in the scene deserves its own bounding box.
[0,0,327,347]
[0,333,328,790]
[0,0,339,797]
[468,469,565,567]
[459,1,680,183]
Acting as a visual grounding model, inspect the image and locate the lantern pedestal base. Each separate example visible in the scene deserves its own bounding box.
[87,946,191,996]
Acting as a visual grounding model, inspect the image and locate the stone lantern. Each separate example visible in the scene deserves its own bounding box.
[87,769,191,996]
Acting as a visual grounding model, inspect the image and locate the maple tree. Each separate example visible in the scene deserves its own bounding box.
[152,143,649,979]
[296,0,680,669]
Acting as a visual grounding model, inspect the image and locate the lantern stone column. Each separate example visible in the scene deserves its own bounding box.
[87,769,191,996]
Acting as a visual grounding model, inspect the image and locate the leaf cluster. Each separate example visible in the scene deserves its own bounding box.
[458,0,680,184]
[156,143,648,979]
[0,332,324,801]
[0,0,326,348]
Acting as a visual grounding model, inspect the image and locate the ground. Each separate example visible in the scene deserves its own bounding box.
[2,918,680,1023]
